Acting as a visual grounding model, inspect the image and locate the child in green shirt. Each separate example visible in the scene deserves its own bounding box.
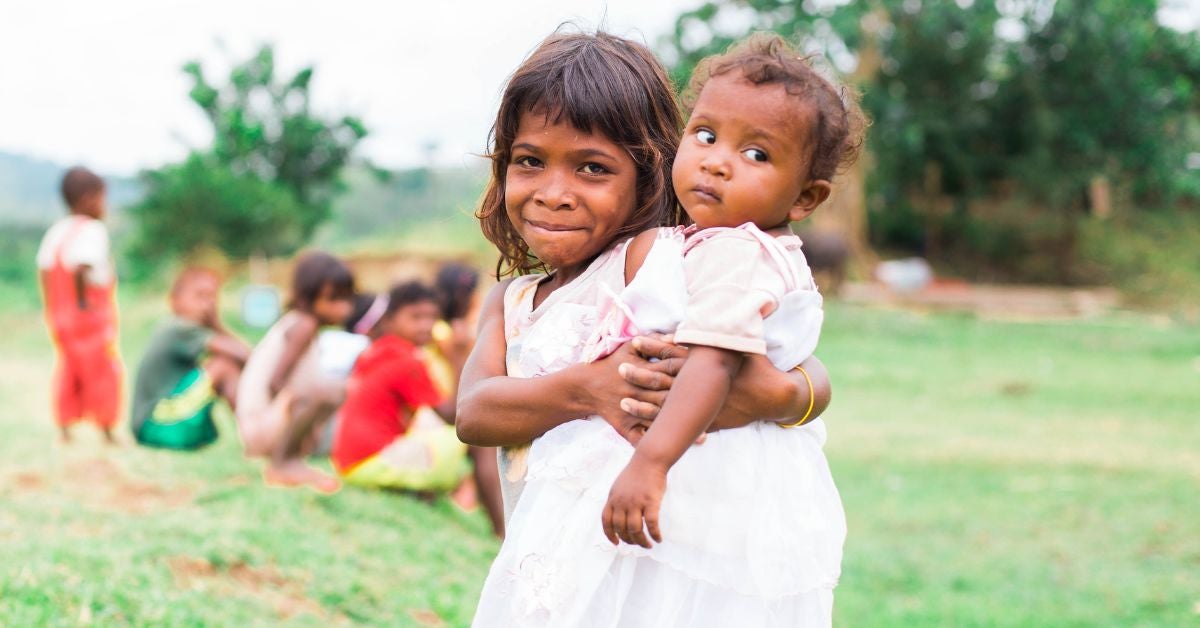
[131,268,249,450]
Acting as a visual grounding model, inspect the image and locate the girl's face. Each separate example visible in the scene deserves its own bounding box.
[381,300,440,347]
[505,110,638,277]
[311,283,354,326]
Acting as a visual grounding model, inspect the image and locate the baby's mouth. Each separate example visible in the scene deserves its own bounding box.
[692,185,721,203]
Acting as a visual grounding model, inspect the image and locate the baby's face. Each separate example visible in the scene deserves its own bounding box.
[673,75,819,230]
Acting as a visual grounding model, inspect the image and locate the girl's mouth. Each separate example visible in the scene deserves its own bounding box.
[526,218,584,233]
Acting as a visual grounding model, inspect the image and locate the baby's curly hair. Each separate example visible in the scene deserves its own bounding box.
[684,33,867,183]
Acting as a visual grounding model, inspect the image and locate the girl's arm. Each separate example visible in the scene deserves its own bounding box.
[267,314,318,398]
[617,335,832,428]
[603,345,742,547]
[456,281,669,447]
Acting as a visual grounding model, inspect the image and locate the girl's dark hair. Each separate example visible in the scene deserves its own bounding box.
[434,262,479,321]
[385,281,439,316]
[343,292,378,332]
[685,33,867,182]
[289,251,355,312]
[478,30,684,278]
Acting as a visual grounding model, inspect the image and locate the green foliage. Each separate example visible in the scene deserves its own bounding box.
[129,44,368,268]
[0,225,44,310]
[664,1,1200,282]
[126,155,308,265]
[1078,209,1200,307]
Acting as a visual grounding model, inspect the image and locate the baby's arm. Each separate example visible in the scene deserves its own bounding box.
[267,314,319,397]
[603,345,742,547]
[617,336,832,428]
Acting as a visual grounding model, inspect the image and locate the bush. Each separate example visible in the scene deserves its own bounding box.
[1077,210,1200,307]
[125,155,307,277]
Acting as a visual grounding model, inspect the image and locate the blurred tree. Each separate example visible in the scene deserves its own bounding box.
[128,44,368,266]
[664,0,1200,281]
[126,155,306,263]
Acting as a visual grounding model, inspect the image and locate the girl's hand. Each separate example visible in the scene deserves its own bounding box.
[588,340,682,446]
[615,334,687,421]
[602,456,667,548]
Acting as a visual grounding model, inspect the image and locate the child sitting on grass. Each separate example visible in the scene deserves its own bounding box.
[332,281,499,523]
[36,166,122,443]
[130,268,250,450]
[237,251,355,492]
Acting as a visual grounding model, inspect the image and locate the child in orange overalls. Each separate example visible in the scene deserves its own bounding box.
[36,166,122,443]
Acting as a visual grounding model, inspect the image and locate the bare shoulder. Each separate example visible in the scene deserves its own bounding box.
[624,228,663,285]
[284,311,319,341]
[480,277,517,319]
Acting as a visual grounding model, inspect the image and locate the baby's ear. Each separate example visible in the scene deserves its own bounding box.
[789,179,832,223]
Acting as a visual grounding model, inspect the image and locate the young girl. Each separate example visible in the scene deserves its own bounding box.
[237,251,355,492]
[332,281,471,492]
[457,32,845,627]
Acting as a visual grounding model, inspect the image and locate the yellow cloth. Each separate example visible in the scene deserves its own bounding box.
[340,411,470,491]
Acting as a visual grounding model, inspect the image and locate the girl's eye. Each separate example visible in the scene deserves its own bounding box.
[514,156,542,168]
[742,148,768,163]
[580,163,609,175]
[696,129,716,145]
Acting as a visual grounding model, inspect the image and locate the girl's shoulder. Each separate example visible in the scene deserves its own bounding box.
[624,227,679,285]
[278,309,319,339]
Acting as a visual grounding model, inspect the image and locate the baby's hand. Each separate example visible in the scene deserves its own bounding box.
[602,457,667,548]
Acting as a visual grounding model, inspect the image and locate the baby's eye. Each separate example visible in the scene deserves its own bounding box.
[514,155,542,168]
[742,148,768,163]
[580,162,609,175]
[696,129,716,145]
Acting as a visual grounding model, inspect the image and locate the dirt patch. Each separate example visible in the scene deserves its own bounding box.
[168,556,328,620]
[841,281,1120,320]
[65,458,195,513]
[407,608,446,627]
[9,471,47,491]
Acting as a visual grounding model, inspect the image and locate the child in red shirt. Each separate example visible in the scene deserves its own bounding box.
[332,281,472,495]
[36,166,121,443]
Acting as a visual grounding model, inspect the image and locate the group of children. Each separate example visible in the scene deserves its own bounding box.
[40,26,862,626]
[37,172,504,535]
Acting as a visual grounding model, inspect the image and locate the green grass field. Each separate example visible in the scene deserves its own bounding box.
[0,294,1196,626]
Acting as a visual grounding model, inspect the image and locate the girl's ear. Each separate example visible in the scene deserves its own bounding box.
[788,179,832,223]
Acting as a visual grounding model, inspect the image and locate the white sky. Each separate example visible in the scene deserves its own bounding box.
[1,0,1196,176]
[0,0,702,175]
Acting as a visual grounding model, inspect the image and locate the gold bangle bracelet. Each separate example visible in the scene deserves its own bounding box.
[779,365,816,428]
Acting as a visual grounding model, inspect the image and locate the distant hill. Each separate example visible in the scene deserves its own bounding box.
[0,152,141,226]
[0,152,489,248]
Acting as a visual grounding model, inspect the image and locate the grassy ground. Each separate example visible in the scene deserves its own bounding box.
[0,293,1197,626]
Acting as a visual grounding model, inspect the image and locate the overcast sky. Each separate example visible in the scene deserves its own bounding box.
[2,0,1196,176]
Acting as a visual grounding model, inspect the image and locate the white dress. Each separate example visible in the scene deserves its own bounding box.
[474,226,845,627]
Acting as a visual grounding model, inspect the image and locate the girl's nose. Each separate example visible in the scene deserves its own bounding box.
[533,170,578,210]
